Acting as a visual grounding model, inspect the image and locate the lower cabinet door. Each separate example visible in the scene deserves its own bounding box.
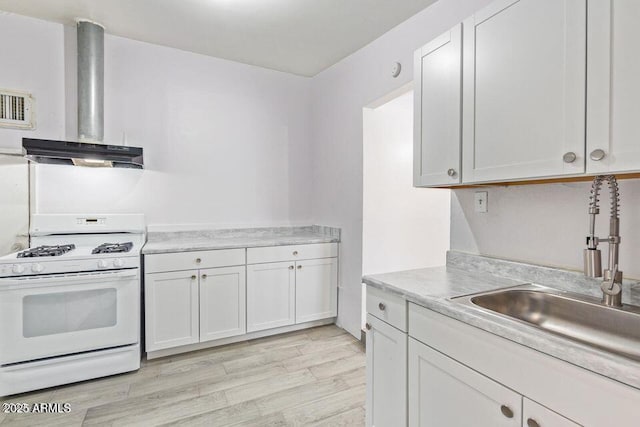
[199,265,246,342]
[366,314,407,427]
[295,258,338,323]
[523,398,580,427]
[246,261,295,332]
[408,337,521,427]
[145,270,199,352]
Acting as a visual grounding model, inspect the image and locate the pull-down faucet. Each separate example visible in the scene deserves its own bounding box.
[584,175,623,307]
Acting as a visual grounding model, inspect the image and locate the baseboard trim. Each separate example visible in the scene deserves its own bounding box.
[146,318,336,360]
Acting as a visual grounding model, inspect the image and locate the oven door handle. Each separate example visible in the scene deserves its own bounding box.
[0,269,139,290]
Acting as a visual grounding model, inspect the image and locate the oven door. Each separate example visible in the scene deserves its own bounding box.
[0,269,140,365]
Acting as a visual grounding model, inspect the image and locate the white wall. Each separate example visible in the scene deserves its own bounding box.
[363,90,450,275]
[310,0,493,337]
[0,13,66,149]
[0,13,313,228]
[451,180,640,279]
[0,156,29,256]
[42,28,313,227]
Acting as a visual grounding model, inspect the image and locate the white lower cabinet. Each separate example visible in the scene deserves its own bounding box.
[145,270,199,352]
[523,398,579,427]
[146,265,247,352]
[408,337,521,427]
[199,266,246,342]
[145,243,338,356]
[366,314,407,427]
[365,289,639,426]
[246,261,296,332]
[406,302,638,426]
[247,255,339,333]
[295,258,338,323]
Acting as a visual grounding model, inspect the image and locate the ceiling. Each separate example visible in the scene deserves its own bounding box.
[0,0,437,77]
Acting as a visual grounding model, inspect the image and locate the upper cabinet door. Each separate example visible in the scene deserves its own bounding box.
[462,0,586,183]
[413,23,462,187]
[587,0,640,174]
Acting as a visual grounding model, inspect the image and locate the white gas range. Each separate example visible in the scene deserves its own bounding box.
[0,214,145,396]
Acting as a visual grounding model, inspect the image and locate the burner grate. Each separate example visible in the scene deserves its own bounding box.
[17,244,76,258]
[92,242,134,254]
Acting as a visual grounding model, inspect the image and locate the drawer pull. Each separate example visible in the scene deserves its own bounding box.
[378,302,386,311]
[293,251,299,256]
[191,275,197,280]
[527,419,540,427]
[500,405,514,419]
[195,258,202,264]
[289,265,294,270]
[365,323,371,330]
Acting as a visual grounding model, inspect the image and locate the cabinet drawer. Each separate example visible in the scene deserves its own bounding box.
[247,243,337,264]
[366,285,407,332]
[145,249,245,273]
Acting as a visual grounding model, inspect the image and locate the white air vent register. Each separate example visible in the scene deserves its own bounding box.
[0,89,34,129]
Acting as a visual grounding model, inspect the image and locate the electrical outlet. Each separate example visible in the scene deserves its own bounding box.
[474,191,488,213]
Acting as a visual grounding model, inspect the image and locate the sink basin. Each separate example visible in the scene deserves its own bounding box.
[453,284,640,361]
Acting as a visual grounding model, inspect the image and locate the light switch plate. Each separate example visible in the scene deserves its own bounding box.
[474,191,488,213]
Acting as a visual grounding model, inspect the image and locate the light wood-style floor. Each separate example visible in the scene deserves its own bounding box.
[0,325,365,426]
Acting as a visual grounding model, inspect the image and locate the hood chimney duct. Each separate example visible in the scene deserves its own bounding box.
[77,19,104,143]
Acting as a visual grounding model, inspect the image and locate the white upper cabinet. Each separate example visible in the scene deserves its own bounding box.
[413,23,462,187]
[587,0,640,174]
[462,0,586,183]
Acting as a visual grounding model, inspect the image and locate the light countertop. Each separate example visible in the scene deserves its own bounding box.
[363,251,640,390]
[142,225,340,254]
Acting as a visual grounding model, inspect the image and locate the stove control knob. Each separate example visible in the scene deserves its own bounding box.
[98,260,109,269]
[12,264,25,274]
[113,258,125,268]
[31,263,44,273]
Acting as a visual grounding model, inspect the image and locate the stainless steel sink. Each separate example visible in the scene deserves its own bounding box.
[453,284,640,361]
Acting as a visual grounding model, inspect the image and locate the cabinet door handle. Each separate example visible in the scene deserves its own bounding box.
[195,258,202,264]
[527,419,540,427]
[562,152,576,163]
[378,302,386,311]
[191,275,197,280]
[365,323,371,330]
[447,168,457,177]
[500,405,514,419]
[289,265,294,270]
[201,274,207,279]
[297,265,302,269]
[590,149,606,161]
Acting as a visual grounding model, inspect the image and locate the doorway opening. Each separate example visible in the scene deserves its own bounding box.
[361,87,451,330]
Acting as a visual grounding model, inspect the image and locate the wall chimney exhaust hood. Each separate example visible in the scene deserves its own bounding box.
[23,20,144,169]
[23,138,143,169]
